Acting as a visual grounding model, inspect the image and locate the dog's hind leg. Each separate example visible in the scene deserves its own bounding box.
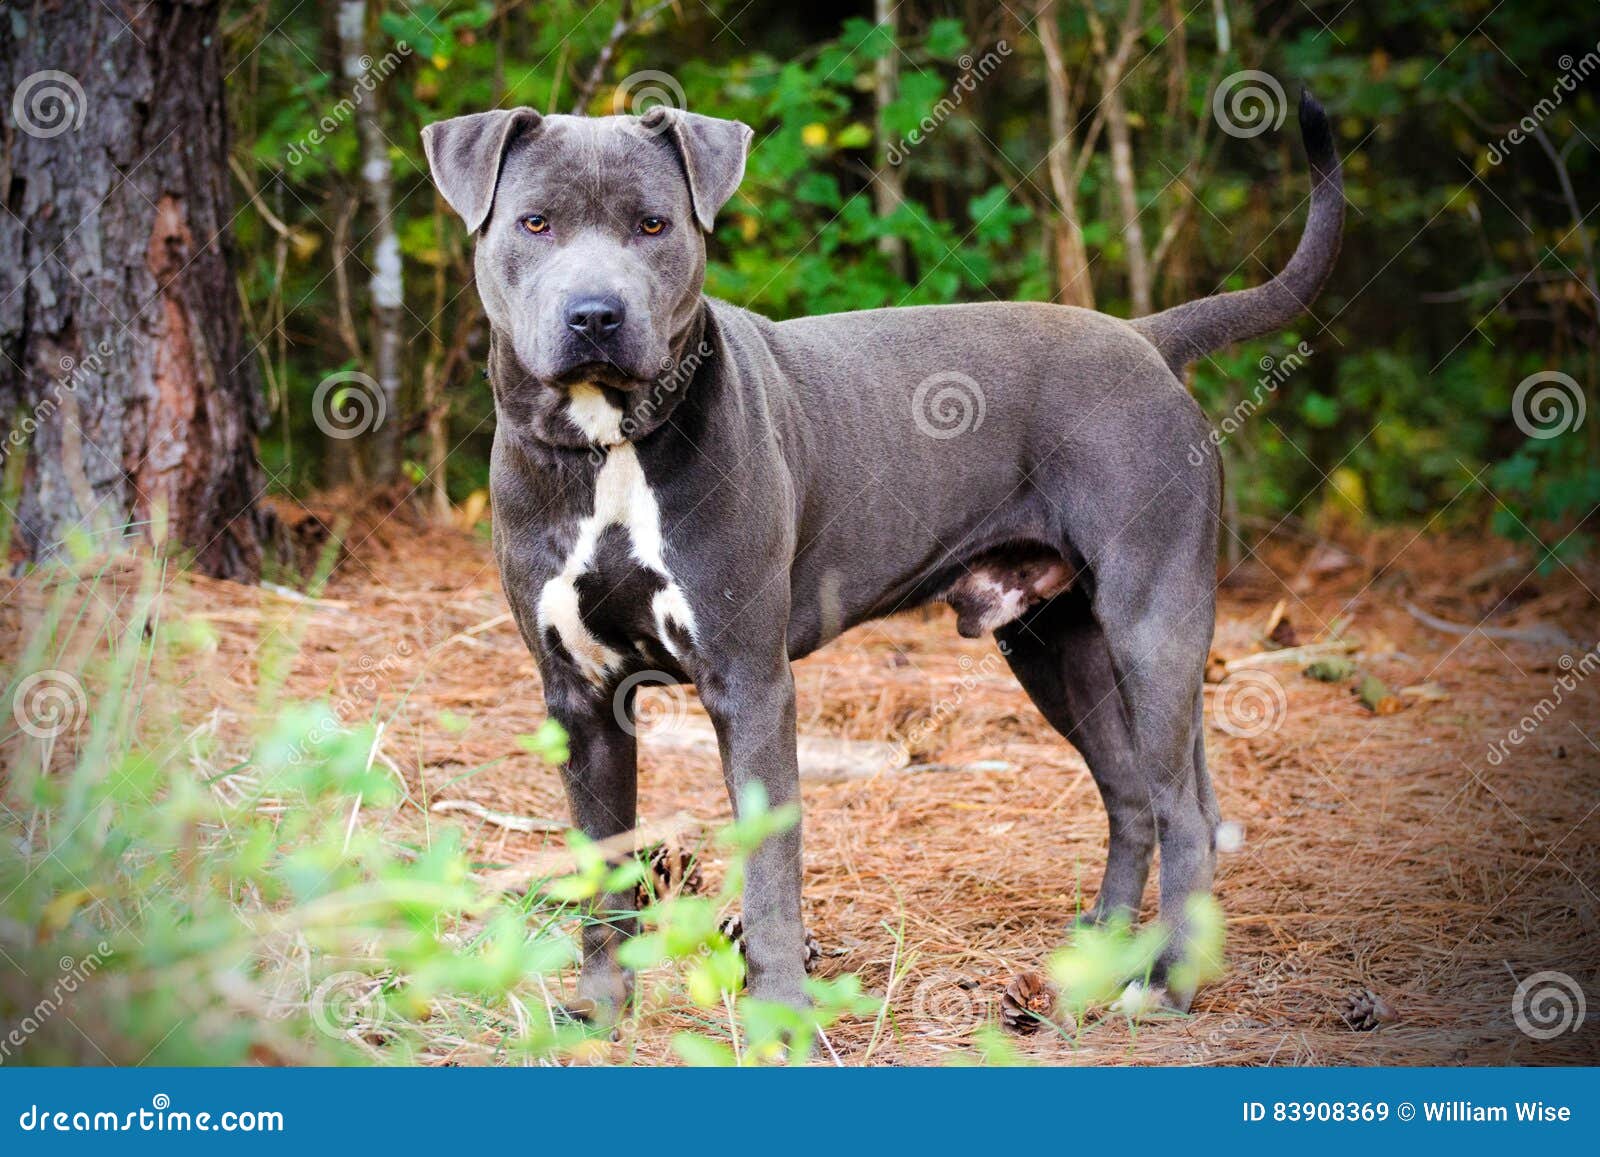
[1092,552,1221,1012]
[1001,511,1221,1011]
[997,589,1156,928]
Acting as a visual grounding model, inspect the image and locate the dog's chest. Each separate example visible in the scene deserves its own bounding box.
[535,436,697,686]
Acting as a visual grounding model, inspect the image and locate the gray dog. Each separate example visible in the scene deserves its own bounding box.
[422,92,1342,1019]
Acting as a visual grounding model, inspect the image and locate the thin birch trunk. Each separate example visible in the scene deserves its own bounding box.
[874,0,908,279]
[338,0,404,484]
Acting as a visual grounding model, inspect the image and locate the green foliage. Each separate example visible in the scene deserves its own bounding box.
[0,543,873,1065]
[226,0,1593,537]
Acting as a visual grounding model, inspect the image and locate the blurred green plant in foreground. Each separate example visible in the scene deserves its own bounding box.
[1,534,1226,1066]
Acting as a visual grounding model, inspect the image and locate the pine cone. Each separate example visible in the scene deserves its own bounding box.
[719,913,823,974]
[634,841,703,907]
[1000,971,1058,1034]
[1341,987,1396,1031]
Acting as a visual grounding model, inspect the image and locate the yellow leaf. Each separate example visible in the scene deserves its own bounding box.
[455,488,488,532]
[801,123,829,149]
[39,888,95,941]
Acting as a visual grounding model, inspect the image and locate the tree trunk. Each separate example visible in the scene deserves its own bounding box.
[1037,0,1095,309]
[0,0,266,580]
[338,0,404,484]
[873,0,908,280]
[1093,0,1151,316]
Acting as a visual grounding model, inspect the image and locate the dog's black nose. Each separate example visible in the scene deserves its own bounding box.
[565,296,625,341]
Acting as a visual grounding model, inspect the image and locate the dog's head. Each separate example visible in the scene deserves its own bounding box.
[422,108,751,392]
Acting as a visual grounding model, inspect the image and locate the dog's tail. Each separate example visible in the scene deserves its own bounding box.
[1131,89,1343,372]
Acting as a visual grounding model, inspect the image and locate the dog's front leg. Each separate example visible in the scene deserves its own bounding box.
[549,689,639,1022]
[699,652,809,1010]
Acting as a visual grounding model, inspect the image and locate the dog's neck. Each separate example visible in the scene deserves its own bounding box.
[487,305,712,454]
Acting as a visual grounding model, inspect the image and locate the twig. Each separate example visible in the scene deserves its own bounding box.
[1222,639,1358,672]
[1403,601,1582,649]
[569,0,677,115]
[431,798,566,834]
[479,812,708,892]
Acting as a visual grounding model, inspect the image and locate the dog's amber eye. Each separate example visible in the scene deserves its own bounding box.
[520,215,549,235]
[638,216,667,236]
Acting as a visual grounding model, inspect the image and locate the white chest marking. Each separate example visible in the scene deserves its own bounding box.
[564,383,625,445]
[537,390,698,686]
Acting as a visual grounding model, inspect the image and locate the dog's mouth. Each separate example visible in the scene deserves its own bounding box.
[550,359,645,391]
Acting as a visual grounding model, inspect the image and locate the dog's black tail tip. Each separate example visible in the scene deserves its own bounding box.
[1298,87,1335,169]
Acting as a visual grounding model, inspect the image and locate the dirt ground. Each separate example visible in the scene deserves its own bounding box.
[181,498,1600,1065]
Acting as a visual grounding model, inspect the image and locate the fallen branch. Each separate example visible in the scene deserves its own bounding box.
[1223,639,1359,673]
[430,798,566,834]
[646,723,910,781]
[1403,601,1582,649]
[479,812,708,893]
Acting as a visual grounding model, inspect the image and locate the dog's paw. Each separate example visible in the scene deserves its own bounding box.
[554,998,623,1041]
[1110,980,1190,1020]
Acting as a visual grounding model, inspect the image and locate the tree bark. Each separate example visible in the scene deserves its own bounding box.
[338,0,404,483]
[1037,0,1095,309]
[873,0,908,280]
[1091,0,1151,316]
[0,0,266,580]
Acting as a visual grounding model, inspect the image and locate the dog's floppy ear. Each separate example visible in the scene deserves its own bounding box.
[421,108,541,233]
[643,107,753,232]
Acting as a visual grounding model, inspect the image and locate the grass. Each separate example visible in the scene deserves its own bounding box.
[0,531,1224,1066]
